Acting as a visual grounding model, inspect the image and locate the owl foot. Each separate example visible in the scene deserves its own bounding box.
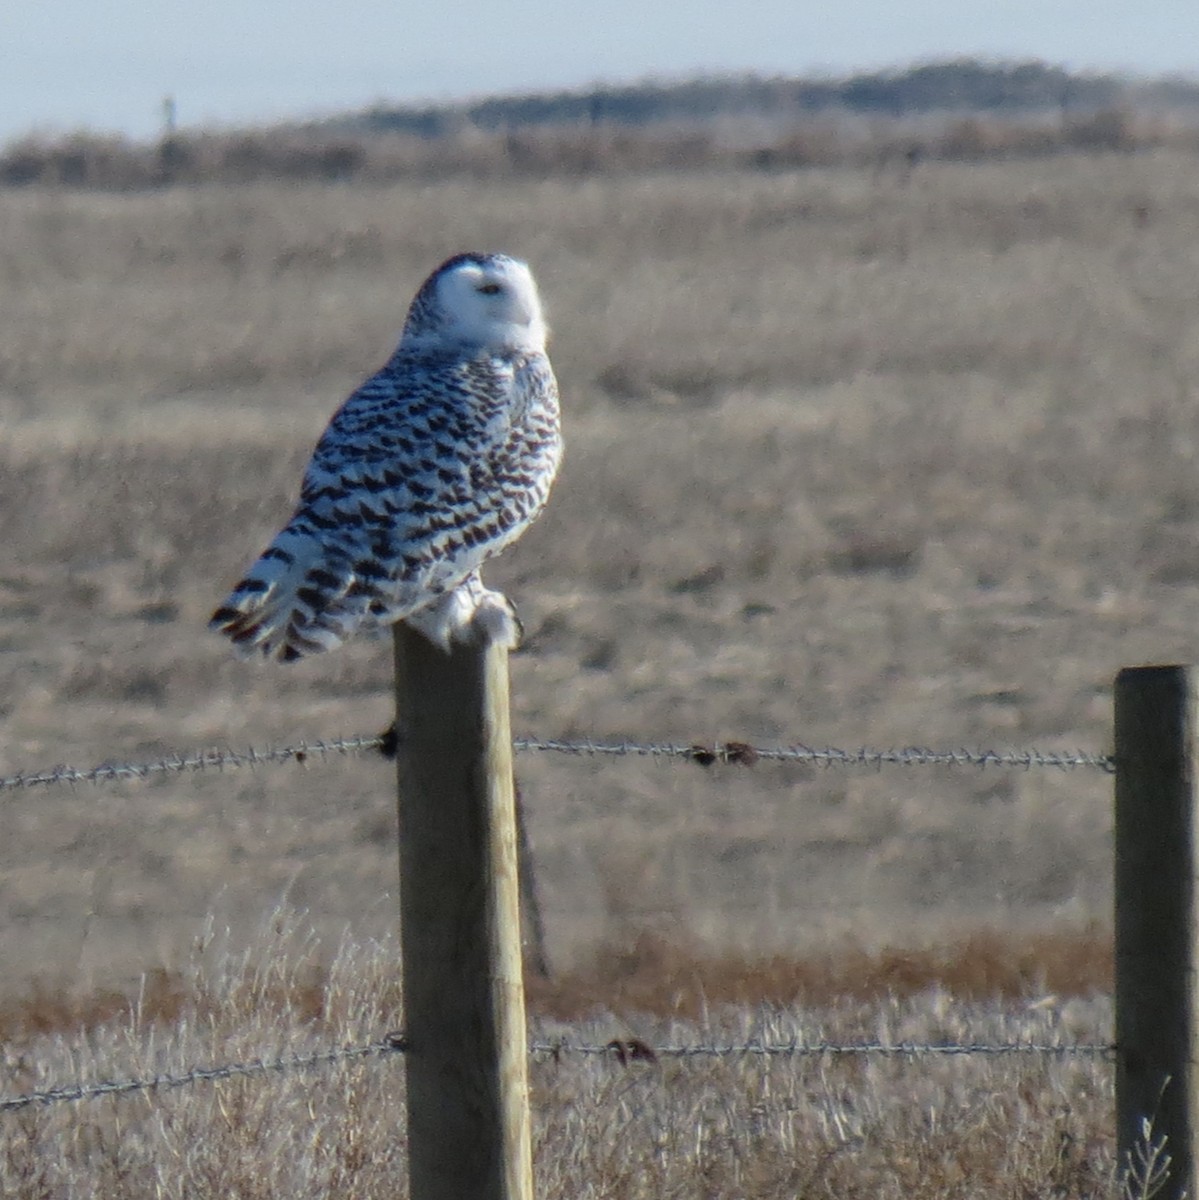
[405,575,521,652]
[472,590,522,649]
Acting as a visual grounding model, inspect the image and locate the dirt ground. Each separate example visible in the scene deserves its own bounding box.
[2,149,1198,993]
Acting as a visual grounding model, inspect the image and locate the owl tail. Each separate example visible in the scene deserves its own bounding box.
[210,528,357,662]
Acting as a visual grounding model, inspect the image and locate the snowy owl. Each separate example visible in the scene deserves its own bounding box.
[210,252,562,661]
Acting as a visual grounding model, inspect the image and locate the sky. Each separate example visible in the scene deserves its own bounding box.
[4,0,1198,146]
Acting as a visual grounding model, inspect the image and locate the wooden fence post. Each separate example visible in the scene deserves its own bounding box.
[393,622,533,1200]
[1115,665,1199,1200]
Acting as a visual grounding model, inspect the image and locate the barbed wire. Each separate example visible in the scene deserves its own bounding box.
[534,1037,1115,1063]
[0,734,1115,794]
[0,1035,407,1113]
[0,736,385,792]
[0,1034,1114,1114]
[513,737,1116,773]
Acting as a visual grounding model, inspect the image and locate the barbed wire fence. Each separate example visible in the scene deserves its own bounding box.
[0,732,1115,794]
[0,1034,1116,1115]
[0,725,1119,1120]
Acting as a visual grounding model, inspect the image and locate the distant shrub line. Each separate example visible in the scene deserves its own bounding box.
[10,59,1199,189]
[1,106,1189,191]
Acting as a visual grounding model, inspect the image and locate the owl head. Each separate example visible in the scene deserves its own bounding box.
[403,253,547,351]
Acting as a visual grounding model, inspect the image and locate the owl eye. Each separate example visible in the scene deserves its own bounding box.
[477,282,502,295]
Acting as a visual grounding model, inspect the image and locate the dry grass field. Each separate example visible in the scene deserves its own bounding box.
[1,913,1121,1199]
[2,146,1199,1193]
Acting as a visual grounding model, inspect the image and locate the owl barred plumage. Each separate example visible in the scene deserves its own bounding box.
[210,253,562,661]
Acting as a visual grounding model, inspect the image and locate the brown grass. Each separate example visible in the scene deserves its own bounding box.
[0,925,1111,1042]
[4,148,1198,992]
[5,142,1194,1194]
[0,914,1120,1199]
[528,926,1113,1021]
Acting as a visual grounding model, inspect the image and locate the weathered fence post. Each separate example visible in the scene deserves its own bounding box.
[393,622,533,1200]
[1115,664,1199,1199]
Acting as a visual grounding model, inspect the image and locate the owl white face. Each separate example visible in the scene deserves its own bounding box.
[432,256,547,351]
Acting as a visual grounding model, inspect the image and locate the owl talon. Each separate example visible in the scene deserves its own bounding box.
[472,593,521,649]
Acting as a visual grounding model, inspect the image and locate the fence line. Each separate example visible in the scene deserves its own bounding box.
[0,1035,408,1113]
[539,1037,1116,1061]
[0,734,1115,794]
[0,735,385,792]
[514,737,1115,772]
[0,1034,1116,1114]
